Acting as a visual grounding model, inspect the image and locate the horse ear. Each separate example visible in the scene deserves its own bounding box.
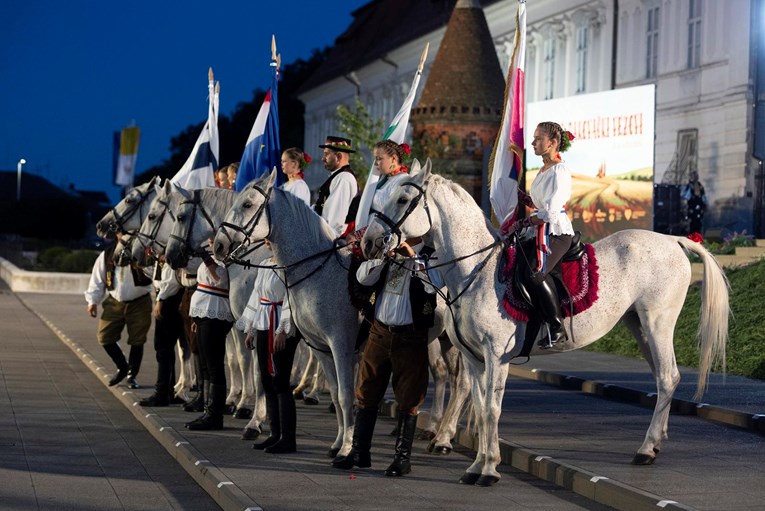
[418,158,433,182]
[410,158,422,175]
[266,167,278,190]
[162,179,173,196]
[174,183,192,199]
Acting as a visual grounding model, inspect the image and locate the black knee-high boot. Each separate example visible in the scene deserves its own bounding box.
[103,344,129,386]
[186,383,225,430]
[126,345,143,388]
[253,393,280,450]
[184,354,205,412]
[384,412,417,477]
[529,276,567,349]
[265,393,297,454]
[333,407,377,469]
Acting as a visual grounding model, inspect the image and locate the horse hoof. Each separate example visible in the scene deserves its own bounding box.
[304,397,319,406]
[418,430,435,441]
[475,475,500,487]
[234,408,253,420]
[631,453,656,465]
[328,403,336,414]
[432,445,452,456]
[293,389,304,400]
[458,472,480,485]
[327,448,340,459]
[241,427,261,440]
[224,404,237,415]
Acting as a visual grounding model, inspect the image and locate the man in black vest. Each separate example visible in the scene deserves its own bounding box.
[315,136,359,236]
[85,239,153,388]
[333,237,443,477]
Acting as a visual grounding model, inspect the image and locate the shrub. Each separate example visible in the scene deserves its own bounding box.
[58,250,99,273]
[38,246,71,270]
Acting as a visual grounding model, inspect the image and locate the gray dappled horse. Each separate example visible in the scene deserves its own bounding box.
[211,172,471,460]
[135,182,266,437]
[361,160,730,486]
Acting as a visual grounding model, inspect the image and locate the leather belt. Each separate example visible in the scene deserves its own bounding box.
[376,321,420,334]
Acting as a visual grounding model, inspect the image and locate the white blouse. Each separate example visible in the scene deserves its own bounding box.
[235,256,293,335]
[282,179,311,206]
[189,261,234,322]
[371,172,409,215]
[529,162,575,236]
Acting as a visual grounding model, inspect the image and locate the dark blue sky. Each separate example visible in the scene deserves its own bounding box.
[1,0,368,203]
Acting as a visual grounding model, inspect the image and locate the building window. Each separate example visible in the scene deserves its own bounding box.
[646,6,660,78]
[543,38,555,100]
[687,0,702,69]
[575,25,588,93]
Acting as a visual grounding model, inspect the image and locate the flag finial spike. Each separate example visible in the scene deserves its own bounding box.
[208,67,214,82]
[215,81,220,94]
[418,43,430,73]
[276,53,282,70]
[271,35,277,61]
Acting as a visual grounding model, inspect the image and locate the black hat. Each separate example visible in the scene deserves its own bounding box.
[318,136,356,153]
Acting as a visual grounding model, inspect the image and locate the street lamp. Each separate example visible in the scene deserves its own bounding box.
[17,158,26,201]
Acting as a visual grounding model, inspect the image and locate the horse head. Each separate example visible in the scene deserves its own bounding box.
[214,171,275,260]
[362,158,435,259]
[96,176,158,238]
[132,179,179,265]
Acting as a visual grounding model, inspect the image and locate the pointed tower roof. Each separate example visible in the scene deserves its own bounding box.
[412,0,505,124]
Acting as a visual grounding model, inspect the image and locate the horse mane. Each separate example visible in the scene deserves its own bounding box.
[273,187,337,247]
[199,187,236,221]
[427,174,498,235]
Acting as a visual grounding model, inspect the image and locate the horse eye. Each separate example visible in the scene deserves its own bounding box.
[242,202,252,209]
[177,215,185,222]
[125,198,134,204]
[397,197,408,205]
[148,213,156,221]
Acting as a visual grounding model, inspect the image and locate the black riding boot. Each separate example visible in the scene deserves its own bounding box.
[184,355,206,412]
[103,344,129,386]
[126,345,143,389]
[253,393,280,450]
[385,412,418,477]
[186,383,225,430]
[530,276,567,349]
[265,393,296,454]
[333,407,377,469]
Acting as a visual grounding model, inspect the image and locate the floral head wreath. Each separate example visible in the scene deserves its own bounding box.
[300,152,312,169]
[560,130,576,153]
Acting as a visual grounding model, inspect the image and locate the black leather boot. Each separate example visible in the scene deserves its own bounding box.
[529,276,567,349]
[139,382,171,407]
[103,344,129,386]
[333,407,377,469]
[186,383,225,430]
[265,393,297,454]
[184,356,206,412]
[384,412,417,477]
[126,345,143,389]
[253,393,280,450]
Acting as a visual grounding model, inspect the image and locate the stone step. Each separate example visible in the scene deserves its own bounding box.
[713,254,761,268]
[735,245,765,258]
[757,239,765,248]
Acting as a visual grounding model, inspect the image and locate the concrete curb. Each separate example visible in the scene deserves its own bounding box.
[380,401,694,511]
[22,301,262,511]
[506,366,765,435]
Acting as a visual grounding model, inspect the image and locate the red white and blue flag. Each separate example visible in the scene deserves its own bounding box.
[236,37,282,191]
[489,0,526,229]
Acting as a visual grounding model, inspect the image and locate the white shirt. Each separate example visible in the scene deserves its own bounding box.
[319,169,358,235]
[189,261,234,322]
[282,179,311,206]
[529,162,575,236]
[84,251,152,305]
[156,263,183,301]
[370,172,408,217]
[356,243,443,326]
[235,256,293,335]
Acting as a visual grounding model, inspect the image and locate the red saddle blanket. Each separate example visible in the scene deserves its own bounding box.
[501,243,600,322]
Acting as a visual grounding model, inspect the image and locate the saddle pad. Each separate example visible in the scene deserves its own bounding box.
[501,243,599,322]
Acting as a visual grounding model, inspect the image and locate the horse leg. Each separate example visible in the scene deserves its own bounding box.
[231,329,254,419]
[314,350,347,459]
[293,348,316,399]
[431,349,470,455]
[303,352,324,405]
[224,332,242,414]
[475,354,508,487]
[631,307,682,465]
[423,339,447,440]
[458,356,487,485]
[242,348,266,440]
[173,342,192,402]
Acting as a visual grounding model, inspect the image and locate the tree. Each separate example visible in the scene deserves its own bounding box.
[335,97,385,190]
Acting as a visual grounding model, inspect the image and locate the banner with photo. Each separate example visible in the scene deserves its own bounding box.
[526,84,655,241]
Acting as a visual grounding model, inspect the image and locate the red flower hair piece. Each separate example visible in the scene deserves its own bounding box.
[400,143,411,155]
[566,131,576,141]
[687,232,704,244]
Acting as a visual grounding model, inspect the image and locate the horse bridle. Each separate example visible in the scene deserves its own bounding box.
[218,184,272,255]
[135,196,176,255]
[169,189,218,261]
[107,186,152,235]
[371,180,432,250]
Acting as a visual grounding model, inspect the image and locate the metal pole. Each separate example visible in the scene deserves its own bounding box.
[16,158,26,201]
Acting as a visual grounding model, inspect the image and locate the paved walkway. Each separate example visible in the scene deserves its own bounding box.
[4,284,765,510]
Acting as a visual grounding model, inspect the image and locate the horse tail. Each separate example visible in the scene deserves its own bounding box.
[676,237,730,400]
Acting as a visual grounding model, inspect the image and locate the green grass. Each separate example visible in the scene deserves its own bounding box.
[586,258,765,381]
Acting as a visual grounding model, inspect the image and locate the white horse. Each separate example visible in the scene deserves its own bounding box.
[361,160,729,486]
[211,172,473,459]
[134,181,266,436]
